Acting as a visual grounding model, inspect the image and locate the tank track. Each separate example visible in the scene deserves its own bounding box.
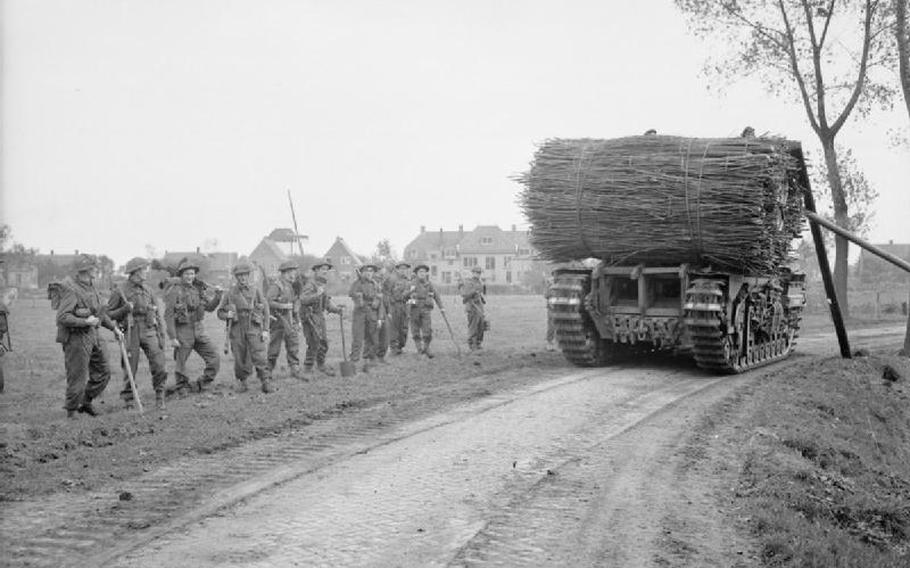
[684,278,802,373]
[549,271,613,367]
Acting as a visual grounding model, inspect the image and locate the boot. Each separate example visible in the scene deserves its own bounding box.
[424,343,434,359]
[362,360,372,373]
[166,383,190,399]
[78,402,99,417]
[260,378,274,393]
[290,365,303,380]
[377,356,388,365]
[317,364,336,377]
[67,409,78,419]
[236,379,249,393]
[302,365,314,378]
[124,398,136,410]
[155,391,166,411]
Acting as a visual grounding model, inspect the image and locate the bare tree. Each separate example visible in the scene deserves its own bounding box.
[897,0,910,117]
[676,0,896,315]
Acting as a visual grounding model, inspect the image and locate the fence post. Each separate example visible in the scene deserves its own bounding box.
[903,288,910,357]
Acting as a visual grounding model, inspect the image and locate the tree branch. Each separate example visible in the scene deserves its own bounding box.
[780,0,821,133]
[830,0,877,134]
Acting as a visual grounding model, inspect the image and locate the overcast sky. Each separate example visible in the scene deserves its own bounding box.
[2,0,908,267]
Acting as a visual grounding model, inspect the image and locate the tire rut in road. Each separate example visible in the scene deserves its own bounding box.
[0,365,578,568]
[112,368,726,567]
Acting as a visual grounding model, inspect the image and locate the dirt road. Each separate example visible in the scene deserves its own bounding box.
[107,362,758,568]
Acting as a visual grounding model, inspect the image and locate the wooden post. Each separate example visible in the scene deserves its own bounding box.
[803,192,851,358]
[903,289,910,357]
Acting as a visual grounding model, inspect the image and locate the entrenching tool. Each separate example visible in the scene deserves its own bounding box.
[117,334,144,413]
[439,306,461,357]
[338,311,355,377]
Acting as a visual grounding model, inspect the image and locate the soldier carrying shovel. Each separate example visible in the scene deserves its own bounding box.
[107,257,168,411]
[299,262,344,377]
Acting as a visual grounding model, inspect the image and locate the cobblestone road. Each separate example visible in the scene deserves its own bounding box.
[112,365,730,567]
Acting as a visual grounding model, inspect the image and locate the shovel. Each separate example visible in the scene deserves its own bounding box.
[338,311,355,377]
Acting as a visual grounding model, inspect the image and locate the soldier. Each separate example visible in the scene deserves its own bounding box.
[348,264,385,372]
[544,275,556,351]
[408,264,445,358]
[385,261,412,355]
[299,262,344,376]
[373,265,391,362]
[163,258,223,394]
[55,254,123,418]
[107,257,168,410]
[217,263,274,393]
[0,257,9,393]
[267,260,303,378]
[461,266,487,352]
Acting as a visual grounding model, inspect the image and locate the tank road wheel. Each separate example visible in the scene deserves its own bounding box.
[685,279,741,373]
[686,277,804,374]
[549,270,614,367]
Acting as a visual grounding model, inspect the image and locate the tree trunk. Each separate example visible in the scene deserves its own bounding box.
[898,0,910,119]
[820,136,850,318]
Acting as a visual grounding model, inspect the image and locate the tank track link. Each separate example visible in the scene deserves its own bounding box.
[549,271,613,367]
[684,278,801,374]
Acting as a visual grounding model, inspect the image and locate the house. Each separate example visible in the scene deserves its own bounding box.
[856,241,910,285]
[323,237,363,282]
[1,260,38,290]
[266,227,308,256]
[402,224,549,288]
[249,238,288,277]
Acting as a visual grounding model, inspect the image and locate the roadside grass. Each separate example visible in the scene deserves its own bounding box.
[732,354,910,567]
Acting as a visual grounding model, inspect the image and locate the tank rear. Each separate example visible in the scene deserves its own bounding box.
[528,135,810,372]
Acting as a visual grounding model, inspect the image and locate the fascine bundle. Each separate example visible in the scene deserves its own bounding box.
[516,135,805,274]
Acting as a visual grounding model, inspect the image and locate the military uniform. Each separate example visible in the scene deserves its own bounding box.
[299,262,343,375]
[461,268,486,351]
[544,277,556,350]
[164,259,222,393]
[0,258,9,393]
[385,262,412,355]
[348,265,385,371]
[267,260,302,377]
[408,265,444,357]
[55,255,120,417]
[107,257,168,409]
[374,269,390,361]
[217,263,273,393]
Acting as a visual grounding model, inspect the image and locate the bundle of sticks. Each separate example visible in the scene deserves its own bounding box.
[516,135,806,274]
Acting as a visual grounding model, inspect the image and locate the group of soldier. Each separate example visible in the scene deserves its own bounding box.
[49,253,488,420]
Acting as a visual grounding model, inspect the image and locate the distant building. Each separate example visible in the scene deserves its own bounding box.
[323,237,363,282]
[250,238,288,277]
[1,261,38,290]
[856,241,910,285]
[402,224,548,288]
[266,227,307,255]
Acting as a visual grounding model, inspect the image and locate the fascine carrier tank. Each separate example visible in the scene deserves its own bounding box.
[517,134,809,373]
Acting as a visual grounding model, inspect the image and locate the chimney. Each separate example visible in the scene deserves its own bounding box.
[420,225,426,234]
[196,246,201,254]
[511,224,516,232]
[50,250,54,256]
[75,249,79,255]
[889,239,894,245]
